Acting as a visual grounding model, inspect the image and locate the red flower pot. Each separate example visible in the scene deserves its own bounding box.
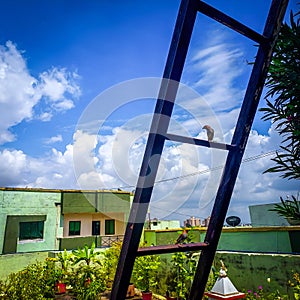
[142,291,152,300]
[56,282,66,294]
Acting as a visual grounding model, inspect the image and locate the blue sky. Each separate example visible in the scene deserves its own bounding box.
[0,0,298,224]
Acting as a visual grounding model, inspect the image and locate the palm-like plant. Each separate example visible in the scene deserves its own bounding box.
[69,243,106,299]
[72,242,103,284]
[72,242,101,267]
[270,195,300,223]
[57,249,73,273]
[260,9,300,180]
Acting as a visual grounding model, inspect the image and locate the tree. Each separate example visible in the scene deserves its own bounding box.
[260,8,300,180]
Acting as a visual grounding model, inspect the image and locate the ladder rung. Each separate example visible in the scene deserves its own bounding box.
[197,1,267,45]
[136,242,209,256]
[165,133,236,151]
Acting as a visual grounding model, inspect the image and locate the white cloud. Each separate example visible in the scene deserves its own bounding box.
[0,149,27,186]
[38,112,53,122]
[0,143,77,189]
[38,67,81,111]
[45,134,63,144]
[73,130,98,177]
[187,35,245,113]
[0,41,81,145]
[0,41,40,143]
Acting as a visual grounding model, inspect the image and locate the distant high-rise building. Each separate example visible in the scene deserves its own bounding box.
[202,216,211,227]
[184,216,201,227]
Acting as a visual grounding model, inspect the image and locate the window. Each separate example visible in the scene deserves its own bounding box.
[92,221,100,235]
[69,221,81,236]
[105,219,115,235]
[19,221,44,240]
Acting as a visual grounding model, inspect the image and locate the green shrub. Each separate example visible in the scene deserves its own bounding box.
[102,242,122,289]
[1,261,56,299]
[132,254,161,292]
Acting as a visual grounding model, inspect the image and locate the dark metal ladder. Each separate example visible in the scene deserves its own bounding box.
[110,0,289,299]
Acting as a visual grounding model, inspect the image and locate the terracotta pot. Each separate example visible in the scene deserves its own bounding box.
[126,283,135,297]
[56,282,66,294]
[142,291,152,300]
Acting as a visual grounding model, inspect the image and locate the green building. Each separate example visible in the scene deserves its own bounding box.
[0,187,131,254]
[0,187,62,254]
[59,189,131,250]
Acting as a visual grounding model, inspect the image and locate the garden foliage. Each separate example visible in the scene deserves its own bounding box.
[260,8,300,180]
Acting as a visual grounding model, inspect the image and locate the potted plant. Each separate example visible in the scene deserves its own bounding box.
[269,195,300,225]
[132,254,160,300]
[166,252,198,299]
[71,242,106,299]
[165,290,177,300]
[55,249,73,294]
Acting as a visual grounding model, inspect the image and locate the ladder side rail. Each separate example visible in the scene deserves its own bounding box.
[110,0,198,299]
[189,0,289,299]
[197,1,267,45]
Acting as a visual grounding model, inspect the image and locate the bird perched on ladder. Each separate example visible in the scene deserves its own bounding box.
[202,125,214,142]
[175,229,188,244]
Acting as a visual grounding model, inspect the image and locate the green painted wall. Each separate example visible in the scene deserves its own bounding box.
[62,192,96,213]
[143,230,156,246]
[0,251,49,280]
[144,227,300,254]
[0,189,62,254]
[214,251,300,296]
[217,231,292,253]
[100,192,130,214]
[59,236,101,250]
[62,191,130,217]
[144,229,201,246]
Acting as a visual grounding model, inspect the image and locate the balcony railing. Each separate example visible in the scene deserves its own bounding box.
[59,235,124,250]
[100,235,124,247]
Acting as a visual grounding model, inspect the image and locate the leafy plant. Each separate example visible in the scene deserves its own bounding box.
[132,253,160,292]
[43,257,62,297]
[1,261,56,299]
[0,244,107,300]
[69,266,105,300]
[166,252,199,299]
[72,242,101,267]
[0,279,8,299]
[70,242,105,298]
[102,241,122,289]
[56,249,73,283]
[72,242,102,282]
[260,8,300,180]
[269,195,300,222]
[289,272,300,300]
[57,249,73,272]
